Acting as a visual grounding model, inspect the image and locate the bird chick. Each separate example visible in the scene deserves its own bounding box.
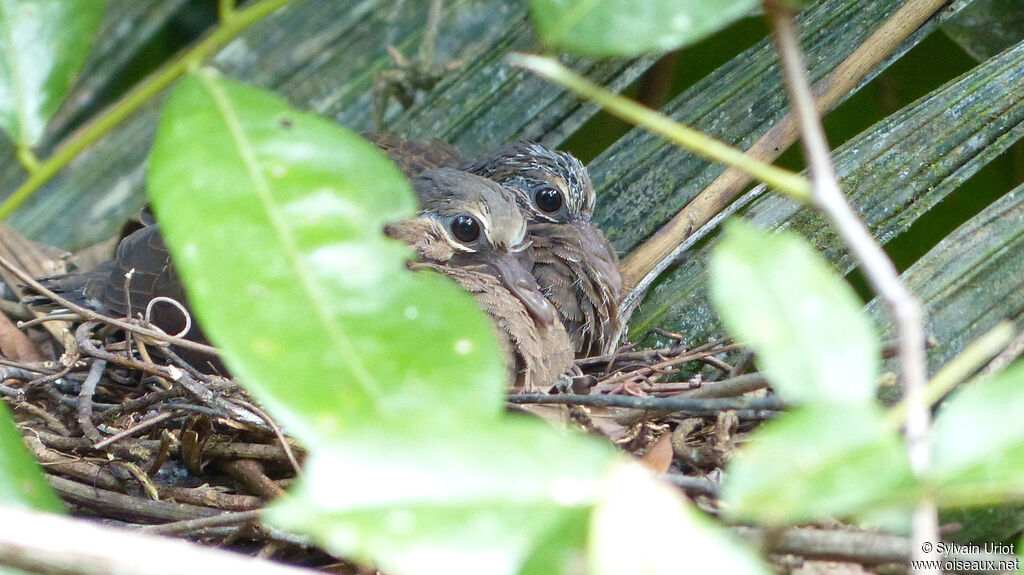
[384,168,574,391]
[466,141,622,357]
[369,134,623,357]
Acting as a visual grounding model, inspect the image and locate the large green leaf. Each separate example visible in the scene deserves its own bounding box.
[722,404,917,524]
[528,0,758,57]
[0,402,62,512]
[710,219,880,405]
[147,70,506,444]
[265,420,616,575]
[0,0,105,146]
[931,362,1024,502]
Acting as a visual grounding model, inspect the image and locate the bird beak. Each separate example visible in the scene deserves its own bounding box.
[488,254,557,329]
[578,225,623,296]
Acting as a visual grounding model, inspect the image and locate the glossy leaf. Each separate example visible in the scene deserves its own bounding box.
[0,0,105,146]
[147,70,506,445]
[722,404,917,524]
[0,402,62,512]
[265,420,615,575]
[931,362,1024,502]
[529,0,759,57]
[591,463,768,575]
[710,220,880,405]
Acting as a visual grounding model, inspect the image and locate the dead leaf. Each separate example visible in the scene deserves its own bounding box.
[0,310,44,361]
[639,433,673,472]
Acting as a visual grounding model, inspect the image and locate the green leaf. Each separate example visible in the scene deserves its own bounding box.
[931,362,1024,504]
[590,463,768,575]
[722,404,917,524]
[528,0,758,57]
[0,401,62,512]
[518,507,590,575]
[264,419,615,575]
[0,0,105,146]
[146,70,507,444]
[709,219,880,405]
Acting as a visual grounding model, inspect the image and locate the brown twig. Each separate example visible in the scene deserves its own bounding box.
[507,393,784,414]
[93,411,181,450]
[77,359,107,442]
[732,525,1019,567]
[49,475,220,523]
[22,435,122,491]
[139,509,264,535]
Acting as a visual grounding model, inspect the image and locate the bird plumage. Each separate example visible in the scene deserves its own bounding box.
[384,168,574,391]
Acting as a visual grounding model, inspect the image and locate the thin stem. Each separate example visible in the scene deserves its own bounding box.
[887,322,1015,426]
[766,2,936,571]
[15,146,39,173]
[219,0,237,23]
[0,0,294,222]
[507,53,812,203]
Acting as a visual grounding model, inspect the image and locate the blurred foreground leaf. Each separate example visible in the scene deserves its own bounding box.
[931,362,1024,505]
[710,220,880,405]
[529,0,758,57]
[147,69,506,445]
[0,0,105,146]
[0,402,62,512]
[266,420,615,575]
[591,463,768,575]
[722,404,916,524]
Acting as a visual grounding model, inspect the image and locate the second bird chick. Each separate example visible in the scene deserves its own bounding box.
[384,168,574,392]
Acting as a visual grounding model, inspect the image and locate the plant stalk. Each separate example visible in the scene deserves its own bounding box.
[766,2,937,571]
[0,0,294,222]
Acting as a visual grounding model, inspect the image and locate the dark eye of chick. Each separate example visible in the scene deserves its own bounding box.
[450,214,482,243]
[535,186,563,214]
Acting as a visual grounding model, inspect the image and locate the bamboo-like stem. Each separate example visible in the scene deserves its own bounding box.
[0,0,294,222]
[219,0,237,23]
[614,0,951,294]
[15,146,39,173]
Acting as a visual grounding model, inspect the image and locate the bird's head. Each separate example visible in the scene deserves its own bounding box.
[384,168,557,328]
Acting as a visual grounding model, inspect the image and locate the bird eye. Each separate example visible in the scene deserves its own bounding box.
[534,186,563,214]
[450,214,481,243]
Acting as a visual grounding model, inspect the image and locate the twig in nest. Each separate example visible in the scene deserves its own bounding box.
[93,411,181,450]
[660,472,720,498]
[77,359,107,442]
[231,399,303,477]
[140,509,264,536]
[73,322,264,427]
[507,393,784,415]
